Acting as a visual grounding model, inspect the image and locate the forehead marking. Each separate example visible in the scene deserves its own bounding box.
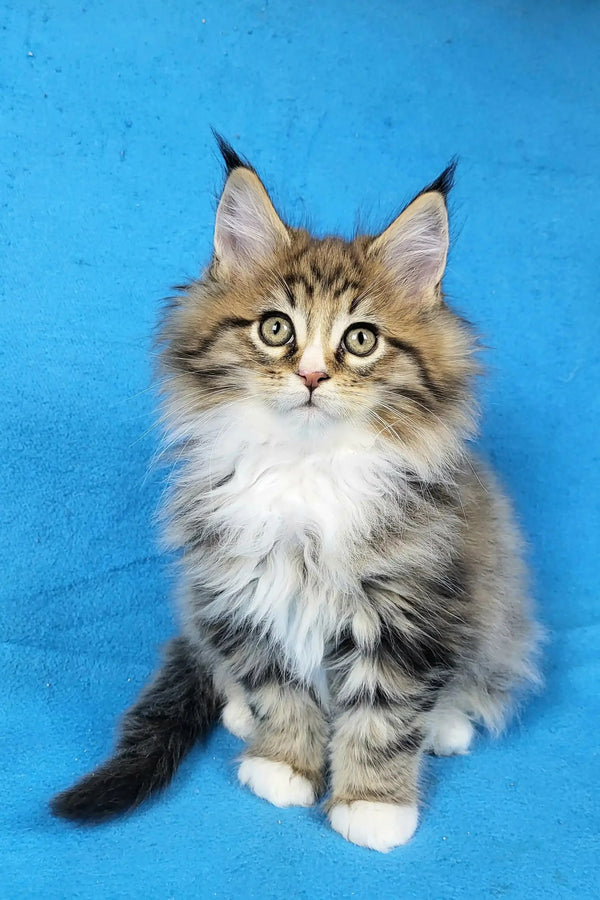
[286,273,314,298]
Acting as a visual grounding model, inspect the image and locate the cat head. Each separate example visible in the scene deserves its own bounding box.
[159,137,478,474]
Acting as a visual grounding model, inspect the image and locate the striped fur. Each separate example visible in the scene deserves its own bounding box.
[51,140,540,851]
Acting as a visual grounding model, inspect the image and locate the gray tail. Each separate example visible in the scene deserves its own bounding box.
[50,636,219,824]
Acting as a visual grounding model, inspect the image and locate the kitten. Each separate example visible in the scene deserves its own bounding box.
[50,137,540,851]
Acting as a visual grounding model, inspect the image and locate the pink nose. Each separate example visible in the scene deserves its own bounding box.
[298,371,330,391]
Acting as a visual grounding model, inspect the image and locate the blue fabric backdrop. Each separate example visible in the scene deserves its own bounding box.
[1,1,598,897]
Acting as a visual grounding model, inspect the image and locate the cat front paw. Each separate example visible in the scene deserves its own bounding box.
[222,697,255,741]
[238,757,316,807]
[329,800,418,852]
[426,709,474,756]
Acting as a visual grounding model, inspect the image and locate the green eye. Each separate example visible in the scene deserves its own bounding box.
[259,315,294,347]
[343,324,377,357]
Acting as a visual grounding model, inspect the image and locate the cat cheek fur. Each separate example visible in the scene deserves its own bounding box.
[50,139,540,852]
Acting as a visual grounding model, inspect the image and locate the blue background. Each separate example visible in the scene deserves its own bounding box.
[2,1,598,897]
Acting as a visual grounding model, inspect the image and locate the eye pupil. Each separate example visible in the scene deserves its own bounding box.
[259,314,294,347]
[343,325,377,357]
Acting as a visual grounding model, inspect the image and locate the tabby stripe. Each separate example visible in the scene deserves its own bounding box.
[310,263,349,291]
[192,365,238,381]
[369,729,425,761]
[280,280,297,308]
[392,387,434,410]
[334,626,356,656]
[332,277,361,298]
[386,336,445,400]
[203,616,257,658]
[184,317,254,361]
[287,273,314,297]
[326,264,344,287]
[202,614,316,697]
[211,471,235,489]
[240,660,289,691]
[426,559,468,603]
[204,617,289,689]
[309,262,323,282]
[377,617,456,677]
[406,476,456,508]
[338,683,397,710]
[220,316,255,330]
[349,293,366,314]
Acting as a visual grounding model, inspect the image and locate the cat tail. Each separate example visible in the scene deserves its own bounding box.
[50,635,220,824]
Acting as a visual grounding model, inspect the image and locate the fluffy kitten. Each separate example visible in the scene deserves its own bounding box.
[51,138,539,851]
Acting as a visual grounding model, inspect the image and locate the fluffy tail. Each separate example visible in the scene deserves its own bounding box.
[50,636,220,823]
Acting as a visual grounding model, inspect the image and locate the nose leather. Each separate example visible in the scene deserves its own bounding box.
[298,371,330,391]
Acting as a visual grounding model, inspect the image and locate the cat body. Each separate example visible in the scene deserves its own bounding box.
[51,140,539,851]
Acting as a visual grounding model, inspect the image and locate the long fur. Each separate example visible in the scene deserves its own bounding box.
[50,638,220,822]
[51,141,539,848]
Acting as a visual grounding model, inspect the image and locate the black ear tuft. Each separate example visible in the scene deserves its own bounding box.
[212,129,254,175]
[419,157,458,202]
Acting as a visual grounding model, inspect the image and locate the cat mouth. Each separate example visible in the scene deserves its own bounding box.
[290,396,324,413]
[285,392,333,418]
[303,395,323,410]
[297,397,331,418]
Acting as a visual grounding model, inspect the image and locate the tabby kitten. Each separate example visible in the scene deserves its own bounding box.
[51,138,539,851]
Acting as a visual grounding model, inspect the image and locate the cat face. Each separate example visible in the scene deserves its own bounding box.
[160,142,477,469]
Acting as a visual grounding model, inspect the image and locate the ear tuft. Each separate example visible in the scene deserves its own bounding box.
[212,130,253,175]
[417,158,458,202]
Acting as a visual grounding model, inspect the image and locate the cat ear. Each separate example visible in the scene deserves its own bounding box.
[213,138,289,276]
[369,163,456,302]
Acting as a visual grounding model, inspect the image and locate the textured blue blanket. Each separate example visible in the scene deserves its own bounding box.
[2,1,598,897]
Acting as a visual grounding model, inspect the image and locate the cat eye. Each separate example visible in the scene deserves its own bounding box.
[343,324,378,357]
[259,314,295,347]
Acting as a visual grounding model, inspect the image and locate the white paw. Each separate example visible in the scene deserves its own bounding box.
[329,801,418,852]
[426,710,474,756]
[222,697,255,741]
[238,757,315,808]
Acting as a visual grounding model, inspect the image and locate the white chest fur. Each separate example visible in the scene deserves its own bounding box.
[176,404,400,682]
